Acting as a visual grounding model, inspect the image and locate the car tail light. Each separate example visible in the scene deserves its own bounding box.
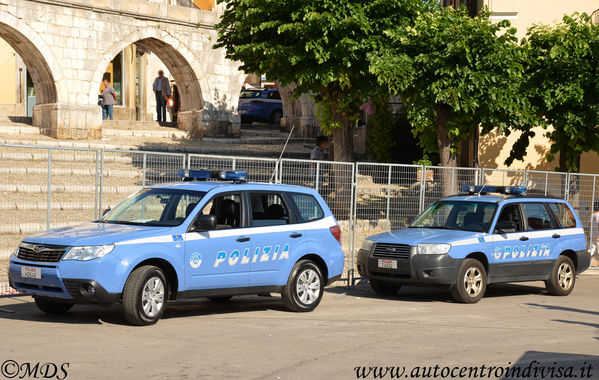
[330,225,341,244]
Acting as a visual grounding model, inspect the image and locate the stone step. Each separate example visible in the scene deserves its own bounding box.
[0,184,140,194]
[0,166,143,179]
[0,221,84,234]
[0,124,41,135]
[0,202,112,211]
[103,128,188,139]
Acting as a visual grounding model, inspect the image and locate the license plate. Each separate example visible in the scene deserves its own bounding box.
[21,266,41,280]
[378,259,397,269]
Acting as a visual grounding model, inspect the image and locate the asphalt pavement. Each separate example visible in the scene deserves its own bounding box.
[0,274,597,380]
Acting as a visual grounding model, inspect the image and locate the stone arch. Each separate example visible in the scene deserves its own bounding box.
[0,13,62,105]
[89,28,208,112]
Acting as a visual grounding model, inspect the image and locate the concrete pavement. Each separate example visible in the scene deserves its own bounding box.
[0,275,597,379]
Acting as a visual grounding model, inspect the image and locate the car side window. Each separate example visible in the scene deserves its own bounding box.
[548,202,577,228]
[290,193,324,222]
[521,203,555,231]
[268,91,281,100]
[495,204,524,233]
[199,194,242,230]
[250,193,290,227]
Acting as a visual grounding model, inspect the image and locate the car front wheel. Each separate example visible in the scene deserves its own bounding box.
[122,266,168,326]
[450,258,487,303]
[545,255,576,296]
[282,260,324,312]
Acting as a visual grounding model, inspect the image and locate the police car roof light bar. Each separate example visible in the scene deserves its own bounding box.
[178,169,248,183]
[461,185,526,195]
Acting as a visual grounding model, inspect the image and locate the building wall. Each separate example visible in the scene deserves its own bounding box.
[478,0,599,173]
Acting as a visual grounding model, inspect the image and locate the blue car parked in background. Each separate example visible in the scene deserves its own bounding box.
[9,170,344,325]
[357,186,591,303]
[238,88,283,125]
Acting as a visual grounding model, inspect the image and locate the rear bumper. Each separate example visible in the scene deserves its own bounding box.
[9,256,121,304]
[356,248,461,286]
[576,250,591,273]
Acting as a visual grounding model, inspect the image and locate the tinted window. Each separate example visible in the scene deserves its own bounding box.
[240,90,261,99]
[522,203,555,230]
[267,91,281,100]
[199,194,242,229]
[290,193,324,222]
[250,193,290,227]
[548,202,576,228]
[495,204,525,233]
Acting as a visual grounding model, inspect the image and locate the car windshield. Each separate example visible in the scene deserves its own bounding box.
[409,201,497,232]
[98,188,206,227]
[240,90,262,99]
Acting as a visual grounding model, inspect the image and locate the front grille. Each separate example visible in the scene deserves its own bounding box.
[17,243,68,263]
[372,243,412,259]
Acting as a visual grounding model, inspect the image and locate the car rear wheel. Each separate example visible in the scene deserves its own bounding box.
[122,266,167,326]
[34,298,73,314]
[450,258,487,303]
[282,260,324,312]
[369,278,401,296]
[270,109,283,125]
[545,255,576,296]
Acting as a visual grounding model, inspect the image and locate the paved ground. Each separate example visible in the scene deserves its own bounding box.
[0,275,598,380]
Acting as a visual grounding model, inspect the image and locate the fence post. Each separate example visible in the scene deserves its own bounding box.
[232,158,236,171]
[47,148,52,229]
[94,149,100,220]
[315,162,321,191]
[142,153,147,187]
[523,170,528,187]
[386,165,391,229]
[544,172,549,196]
[450,167,455,194]
[99,149,104,216]
[564,172,570,200]
[590,176,596,249]
[418,165,426,213]
[349,163,356,287]
[182,154,187,171]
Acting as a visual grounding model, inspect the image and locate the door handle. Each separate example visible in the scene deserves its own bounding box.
[289,233,303,239]
[519,236,529,241]
[236,237,250,242]
[552,233,561,239]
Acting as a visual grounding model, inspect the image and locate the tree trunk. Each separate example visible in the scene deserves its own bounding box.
[435,104,457,196]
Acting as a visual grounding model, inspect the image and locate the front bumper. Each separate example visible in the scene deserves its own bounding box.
[356,248,462,286]
[9,255,122,304]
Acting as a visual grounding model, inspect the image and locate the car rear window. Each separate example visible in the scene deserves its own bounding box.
[289,193,324,222]
[548,202,577,228]
[240,90,261,99]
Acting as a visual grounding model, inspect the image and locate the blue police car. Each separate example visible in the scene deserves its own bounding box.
[357,186,591,303]
[9,170,344,325]
[238,88,283,125]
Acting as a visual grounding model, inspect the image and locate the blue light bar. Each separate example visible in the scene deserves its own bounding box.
[177,169,248,183]
[177,169,211,180]
[461,185,527,195]
[219,170,248,182]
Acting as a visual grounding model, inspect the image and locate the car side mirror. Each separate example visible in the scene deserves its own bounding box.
[404,218,414,227]
[190,214,217,232]
[495,220,516,233]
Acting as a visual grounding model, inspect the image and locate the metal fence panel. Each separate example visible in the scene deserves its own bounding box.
[423,166,482,209]
[525,170,568,198]
[188,154,279,183]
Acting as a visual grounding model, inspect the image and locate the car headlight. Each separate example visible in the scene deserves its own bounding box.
[62,245,115,261]
[417,243,451,255]
[360,239,375,252]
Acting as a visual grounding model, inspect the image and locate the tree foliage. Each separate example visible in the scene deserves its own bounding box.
[520,13,599,172]
[369,6,534,167]
[214,0,426,161]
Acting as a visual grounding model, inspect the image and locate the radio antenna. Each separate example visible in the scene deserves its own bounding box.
[477,182,487,197]
[270,124,296,184]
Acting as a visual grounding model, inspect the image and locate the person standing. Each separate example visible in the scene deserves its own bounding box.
[310,136,329,189]
[101,79,116,120]
[153,70,171,123]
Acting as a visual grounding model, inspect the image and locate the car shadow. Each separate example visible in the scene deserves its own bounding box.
[0,295,291,326]
[327,281,547,303]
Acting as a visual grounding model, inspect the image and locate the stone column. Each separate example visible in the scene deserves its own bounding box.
[277,82,321,138]
[34,103,102,139]
[178,108,241,139]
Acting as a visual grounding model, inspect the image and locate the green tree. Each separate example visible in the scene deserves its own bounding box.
[214,0,426,162]
[520,13,599,173]
[369,6,534,168]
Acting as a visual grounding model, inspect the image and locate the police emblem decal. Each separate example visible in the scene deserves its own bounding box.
[478,237,485,243]
[172,235,183,241]
[189,252,202,268]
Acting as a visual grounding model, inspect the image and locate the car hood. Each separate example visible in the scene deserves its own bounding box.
[370,228,483,245]
[21,223,172,246]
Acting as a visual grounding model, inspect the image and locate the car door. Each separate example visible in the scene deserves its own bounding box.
[520,202,560,276]
[246,191,305,287]
[491,202,533,280]
[184,192,251,291]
